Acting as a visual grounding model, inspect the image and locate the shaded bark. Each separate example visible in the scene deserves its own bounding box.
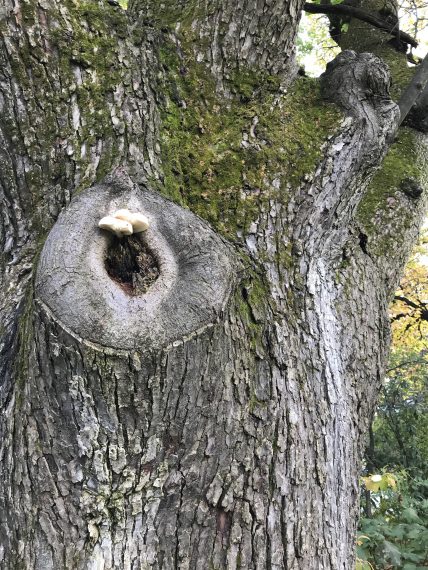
[0,1,427,569]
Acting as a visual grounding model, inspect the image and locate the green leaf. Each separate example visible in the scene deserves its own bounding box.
[406,524,424,539]
[401,507,420,523]
[385,524,405,539]
[383,541,402,566]
[402,552,425,563]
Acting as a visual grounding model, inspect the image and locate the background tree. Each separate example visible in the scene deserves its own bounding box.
[365,234,428,475]
[356,237,428,569]
[0,0,428,568]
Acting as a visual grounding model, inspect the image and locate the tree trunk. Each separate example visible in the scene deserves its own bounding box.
[0,1,427,569]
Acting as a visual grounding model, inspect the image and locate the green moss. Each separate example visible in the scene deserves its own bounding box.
[227,69,282,101]
[52,1,127,120]
[357,128,422,254]
[373,47,413,100]
[142,1,203,28]
[157,38,341,241]
[21,1,36,24]
[57,3,127,183]
[358,128,419,223]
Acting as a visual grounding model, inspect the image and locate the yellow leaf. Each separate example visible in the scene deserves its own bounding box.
[384,473,397,488]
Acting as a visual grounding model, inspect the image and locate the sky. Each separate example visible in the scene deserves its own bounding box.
[298,7,428,77]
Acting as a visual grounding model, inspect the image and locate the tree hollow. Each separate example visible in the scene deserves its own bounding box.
[105,234,160,296]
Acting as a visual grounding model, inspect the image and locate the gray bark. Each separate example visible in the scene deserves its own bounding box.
[0,1,427,569]
[129,0,304,85]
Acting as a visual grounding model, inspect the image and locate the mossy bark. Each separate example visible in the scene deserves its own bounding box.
[0,1,427,569]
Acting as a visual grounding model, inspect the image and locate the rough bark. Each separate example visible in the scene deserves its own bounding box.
[129,0,304,85]
[0,1,427,569]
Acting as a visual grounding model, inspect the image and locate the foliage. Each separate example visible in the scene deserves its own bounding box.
[358,235,428,569]
[358,472,428,569]
[296,13,340,76]
[371,348,428,475]
[297,0,428,77]
[361,473,398,493]
[368,235,428,477]
[391,232,428,350]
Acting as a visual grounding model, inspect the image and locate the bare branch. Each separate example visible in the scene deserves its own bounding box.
[387,357,428,373]
[304,2,418,47]
[394,294,423,310]
[398,52,428,125]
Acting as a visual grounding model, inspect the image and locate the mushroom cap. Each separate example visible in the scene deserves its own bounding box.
[113,209,132,220]
[113,209,150,233]
[98,215,133,237]
[129,212,150,233]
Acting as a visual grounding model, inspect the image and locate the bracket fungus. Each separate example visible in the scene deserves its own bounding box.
[98,215,133,237]
[35,176,235,351]
[98,209,150,237]
[113,209,150,233]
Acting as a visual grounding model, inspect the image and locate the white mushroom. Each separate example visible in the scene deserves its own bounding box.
[112,208,132,220]
[129,212,150,233]
[98,216,133,238]
[113,209,150,233]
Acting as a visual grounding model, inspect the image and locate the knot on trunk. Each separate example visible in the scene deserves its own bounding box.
[35,174,235,351]
[320,50,399,136]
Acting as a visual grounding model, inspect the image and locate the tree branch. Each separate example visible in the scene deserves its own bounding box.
[394,295,421,310]
[386,357,428,373]
[304,2,418,48]
[398,52,428,126]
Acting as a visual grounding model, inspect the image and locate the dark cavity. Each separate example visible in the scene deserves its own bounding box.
[105,234,159,296]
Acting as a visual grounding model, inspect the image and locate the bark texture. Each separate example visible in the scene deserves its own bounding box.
[129,0,304,85]
[1,1,427,569]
